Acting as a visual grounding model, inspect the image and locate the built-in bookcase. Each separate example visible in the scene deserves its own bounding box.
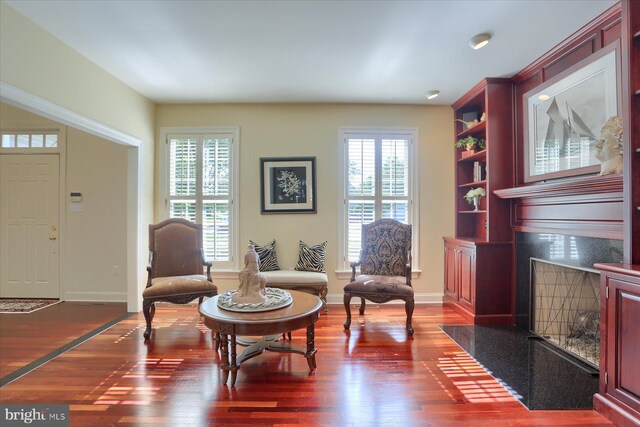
[452,78,514,242]
[444,78,515,325]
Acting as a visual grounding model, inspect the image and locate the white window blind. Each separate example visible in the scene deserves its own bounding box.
[167,132,235,266]
[343,131,415,268]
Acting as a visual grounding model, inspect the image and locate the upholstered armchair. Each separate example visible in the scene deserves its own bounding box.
[143,218,218,340]
[343,218,414,336]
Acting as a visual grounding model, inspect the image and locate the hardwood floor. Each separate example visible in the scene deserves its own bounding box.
[0,303,613,426]
[0,302,128,379]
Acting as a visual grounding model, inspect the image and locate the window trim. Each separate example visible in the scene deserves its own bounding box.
[159,126,240,271]
[0,128,64,153]
[336,126,420,274]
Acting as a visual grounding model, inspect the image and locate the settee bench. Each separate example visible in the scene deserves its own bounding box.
[262,270,328,312]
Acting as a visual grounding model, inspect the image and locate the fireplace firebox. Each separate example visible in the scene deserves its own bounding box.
[530,259,600,367]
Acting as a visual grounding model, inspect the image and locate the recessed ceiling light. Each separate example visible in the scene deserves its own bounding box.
[538,94,550,101]
[469,33,491,50]
[426,90,440,100]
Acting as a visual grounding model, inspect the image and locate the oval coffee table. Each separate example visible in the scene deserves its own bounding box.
[199,289,322,386]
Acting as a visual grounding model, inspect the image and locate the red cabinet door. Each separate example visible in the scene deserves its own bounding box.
[458,246,475,310]
[444,243,458,301]
[605,276,640,414]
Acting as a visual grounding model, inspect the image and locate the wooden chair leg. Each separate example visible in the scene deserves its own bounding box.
[343,293,352,329]
[149,302,155,322]
[405,297,415,337]
[143,299,153,340]
[359,298,366,315]
[320,286,328,312]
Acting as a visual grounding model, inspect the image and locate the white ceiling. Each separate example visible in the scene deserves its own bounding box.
[5,0,617,105]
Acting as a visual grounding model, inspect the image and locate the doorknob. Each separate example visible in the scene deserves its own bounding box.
[49,236,57,240]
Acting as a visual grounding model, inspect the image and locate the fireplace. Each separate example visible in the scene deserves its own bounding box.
[515,232,623,366]
[530,259,600,367]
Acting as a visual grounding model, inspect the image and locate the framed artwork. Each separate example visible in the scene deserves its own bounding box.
[260,156,317,214]
[524,42,620,182]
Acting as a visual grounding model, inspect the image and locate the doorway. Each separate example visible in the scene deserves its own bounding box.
[0,154,60,298]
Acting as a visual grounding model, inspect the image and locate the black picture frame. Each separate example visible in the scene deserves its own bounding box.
[260,156,317,214]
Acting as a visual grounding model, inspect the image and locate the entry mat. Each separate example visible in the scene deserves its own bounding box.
[0,298,62,314]
[441,325,599,410]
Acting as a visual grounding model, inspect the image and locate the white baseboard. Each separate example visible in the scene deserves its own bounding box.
[327,292,443,305]
[64,291,127,302]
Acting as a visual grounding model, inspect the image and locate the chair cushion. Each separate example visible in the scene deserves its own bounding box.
[143,275,217,298]
[344,275,413,296]
[262,270,328,286]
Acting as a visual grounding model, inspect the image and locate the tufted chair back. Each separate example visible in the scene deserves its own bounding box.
[149,218,204,278]
[360,218,412,277]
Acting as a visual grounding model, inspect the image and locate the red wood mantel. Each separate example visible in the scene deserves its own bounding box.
[494,174,624,239]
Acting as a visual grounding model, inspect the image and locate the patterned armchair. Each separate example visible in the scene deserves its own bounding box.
[143,218,218,340]
[343,218,414,336]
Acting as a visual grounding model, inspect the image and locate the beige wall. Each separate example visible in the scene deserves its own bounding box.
[0,103,128,301]
[65,127,128,300]
[156,104,454,300]
[2,0,456,305]
[1,1,155,310]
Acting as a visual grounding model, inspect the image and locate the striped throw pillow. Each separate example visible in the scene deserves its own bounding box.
[295,240,327,273]
[249,239,280,272]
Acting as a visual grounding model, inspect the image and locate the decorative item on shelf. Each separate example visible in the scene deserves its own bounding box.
[480,112,487,122]
[595,115,623,175]
[473,161,483,182]
[456,136,486,158]
[455,118,479,130]
[464,187,486,211]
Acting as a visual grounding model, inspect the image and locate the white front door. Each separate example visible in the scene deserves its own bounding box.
[0,154,60,298]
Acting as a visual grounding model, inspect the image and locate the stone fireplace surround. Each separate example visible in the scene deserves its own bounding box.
[515,232,623,331]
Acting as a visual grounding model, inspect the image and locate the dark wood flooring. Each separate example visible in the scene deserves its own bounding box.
[0,303,613,426]
[0,301,127,379]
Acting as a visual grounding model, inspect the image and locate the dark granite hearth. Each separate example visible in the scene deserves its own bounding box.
[441,324,599,410]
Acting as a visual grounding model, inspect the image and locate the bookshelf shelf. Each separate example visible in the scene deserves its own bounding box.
[456,121,487,138]
[458,180,487,188]
[457,149,487,162]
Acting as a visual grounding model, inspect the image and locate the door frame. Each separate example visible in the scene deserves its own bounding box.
[0,149,64,299]
[1,81,144,312]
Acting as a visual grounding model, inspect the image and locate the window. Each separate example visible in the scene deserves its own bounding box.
[338,128,419,271]
[162,128,239,269]
[1,131,59,148]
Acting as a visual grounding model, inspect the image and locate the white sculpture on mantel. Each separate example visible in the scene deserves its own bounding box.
[232,245,268,304]
[595,115,624,176]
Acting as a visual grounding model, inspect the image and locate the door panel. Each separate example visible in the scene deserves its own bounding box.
[606,276,640,412]
[444,244,458,300]
[458,246,475,309]
[1,154,60,298]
